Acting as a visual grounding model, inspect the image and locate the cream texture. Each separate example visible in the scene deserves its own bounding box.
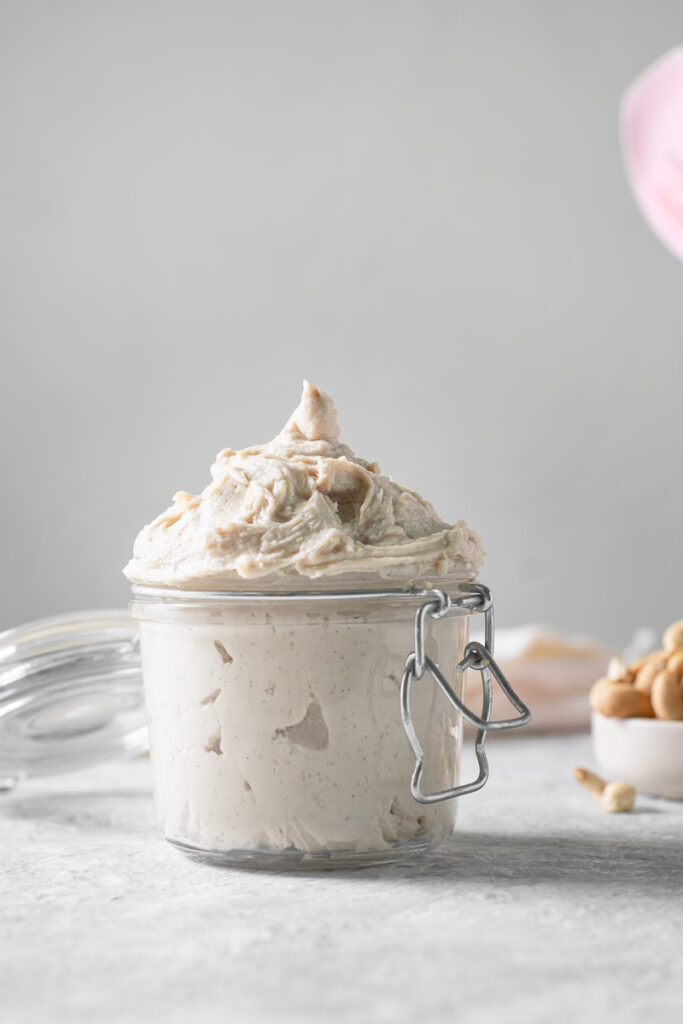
[124,381,483,585]
[136,596,465,857]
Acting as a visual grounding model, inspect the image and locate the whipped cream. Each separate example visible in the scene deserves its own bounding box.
[124,381,483,585]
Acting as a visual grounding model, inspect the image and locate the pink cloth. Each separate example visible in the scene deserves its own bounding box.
[622,47,683,261]
[465,626,612,733]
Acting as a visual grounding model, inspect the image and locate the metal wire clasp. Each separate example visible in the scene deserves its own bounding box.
[400,582,531,805]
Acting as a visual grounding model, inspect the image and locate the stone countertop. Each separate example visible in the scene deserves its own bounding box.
[2,733,681,1024]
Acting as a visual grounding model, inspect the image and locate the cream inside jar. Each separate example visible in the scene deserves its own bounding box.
[131,574,473,866]
[125,382,491,867]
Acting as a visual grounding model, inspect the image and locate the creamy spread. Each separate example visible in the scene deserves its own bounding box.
[128,383,481,864]
[124,381,483,585]
[135,592,466,859]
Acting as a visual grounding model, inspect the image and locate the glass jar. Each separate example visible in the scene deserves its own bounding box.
[129,570,530,869]
[0,573,529,869]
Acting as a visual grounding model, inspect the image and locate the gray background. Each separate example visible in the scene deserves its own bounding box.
[1,1,681,646]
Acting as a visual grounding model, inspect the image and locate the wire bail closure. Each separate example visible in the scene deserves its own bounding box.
[400,583,531,805]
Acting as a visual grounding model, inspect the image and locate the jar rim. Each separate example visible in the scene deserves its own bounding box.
[130,566,477,604]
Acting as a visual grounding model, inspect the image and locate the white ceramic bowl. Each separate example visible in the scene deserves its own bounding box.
[591,711,683,800]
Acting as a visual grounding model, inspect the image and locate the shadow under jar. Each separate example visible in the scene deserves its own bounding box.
[130,570,529,870]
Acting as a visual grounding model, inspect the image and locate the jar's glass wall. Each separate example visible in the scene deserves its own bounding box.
[130,589,470,869]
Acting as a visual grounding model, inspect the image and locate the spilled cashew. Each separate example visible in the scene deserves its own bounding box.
[574,767,636,813]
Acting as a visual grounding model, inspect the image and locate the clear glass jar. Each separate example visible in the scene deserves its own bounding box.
[0,573,529,869]
[129,569,521,870]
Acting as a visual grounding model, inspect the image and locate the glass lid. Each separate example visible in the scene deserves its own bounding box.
[0,610,147,789]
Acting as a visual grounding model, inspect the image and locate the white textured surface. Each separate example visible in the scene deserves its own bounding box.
[2,733,682,1023]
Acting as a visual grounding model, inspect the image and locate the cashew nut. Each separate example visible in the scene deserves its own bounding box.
[607,656,632,682]
[663,619,683,651]
[668,650,683,674]
[590,618,683,719]
[574,767,636,813]
[634,650,668,695]
[651,665,683,720]
[589,677,654,718]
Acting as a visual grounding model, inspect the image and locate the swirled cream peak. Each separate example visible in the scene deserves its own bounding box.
[124,381,483,585]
